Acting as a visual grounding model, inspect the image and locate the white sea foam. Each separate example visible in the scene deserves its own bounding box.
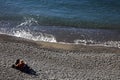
[13,30,57,42]
[103,41,120,48]
[74,40,94,45]
[74,39,120,48]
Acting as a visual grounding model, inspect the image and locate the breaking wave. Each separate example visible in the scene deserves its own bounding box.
[0,17,57,43]
[13,30,56,42]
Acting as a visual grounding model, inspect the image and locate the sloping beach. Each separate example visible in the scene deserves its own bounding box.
[0,34,120,80]
[0,0,120,80]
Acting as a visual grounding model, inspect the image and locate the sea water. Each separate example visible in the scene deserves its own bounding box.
[0,0,120,48]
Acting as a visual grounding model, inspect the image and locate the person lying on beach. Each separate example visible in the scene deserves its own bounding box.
[12,59,37,75]
[15,59,26,69]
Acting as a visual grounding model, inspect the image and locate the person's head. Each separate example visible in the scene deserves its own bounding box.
[15,59,20,65]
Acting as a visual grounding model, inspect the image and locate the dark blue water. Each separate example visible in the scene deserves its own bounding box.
[0,0,120,28]
[0,0,120,48]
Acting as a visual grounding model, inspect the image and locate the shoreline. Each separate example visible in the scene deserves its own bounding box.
[0,34,120,53]
[0,34,120,80]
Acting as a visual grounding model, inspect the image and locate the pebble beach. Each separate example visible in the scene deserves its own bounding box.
[0,34,120,80]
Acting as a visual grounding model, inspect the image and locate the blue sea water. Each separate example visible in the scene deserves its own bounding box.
[0,0,120,28]
[0,0,120,48]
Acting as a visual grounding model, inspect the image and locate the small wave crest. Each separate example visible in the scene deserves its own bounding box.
[74,39,120,48]
[16,17,38,28]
